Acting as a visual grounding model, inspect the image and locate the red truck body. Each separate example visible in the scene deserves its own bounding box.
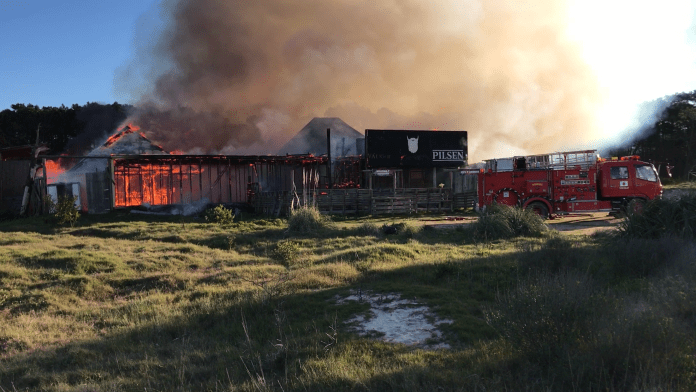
[476,150,662,218]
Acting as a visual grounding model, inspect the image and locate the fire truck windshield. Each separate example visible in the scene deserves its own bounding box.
[635,164,658,182]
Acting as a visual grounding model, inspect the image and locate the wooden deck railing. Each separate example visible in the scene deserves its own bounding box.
[254,188,477,216]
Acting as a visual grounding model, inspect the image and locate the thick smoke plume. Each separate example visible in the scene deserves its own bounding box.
[117,0,601,162]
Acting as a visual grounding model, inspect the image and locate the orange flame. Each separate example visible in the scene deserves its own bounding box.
[104,124,141,148]
[44,159,66,183]
[114,163,203,207]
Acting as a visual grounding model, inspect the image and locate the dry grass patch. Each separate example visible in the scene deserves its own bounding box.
[0,212,694,391]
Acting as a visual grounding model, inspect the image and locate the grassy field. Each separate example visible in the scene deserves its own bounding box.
[662,179,696,190]
[0,205,694,391]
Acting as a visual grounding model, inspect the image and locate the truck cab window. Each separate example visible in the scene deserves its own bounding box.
[610,166,629,179]
[635,164,658,182]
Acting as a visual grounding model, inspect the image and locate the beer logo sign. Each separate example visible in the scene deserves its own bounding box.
[407,136,419,153]
[432,150,465,161]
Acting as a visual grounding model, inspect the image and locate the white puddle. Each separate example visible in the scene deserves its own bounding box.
[335,291,452,349]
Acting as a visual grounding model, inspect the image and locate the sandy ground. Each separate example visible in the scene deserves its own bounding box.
[335,291,453,349]
[545,213,622,235]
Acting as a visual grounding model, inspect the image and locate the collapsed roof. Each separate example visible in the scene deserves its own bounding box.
[67,124,169,174]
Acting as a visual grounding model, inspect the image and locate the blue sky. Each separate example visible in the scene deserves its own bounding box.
[0,0,161,110]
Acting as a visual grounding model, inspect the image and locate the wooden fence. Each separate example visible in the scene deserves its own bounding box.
[254,188,477,216]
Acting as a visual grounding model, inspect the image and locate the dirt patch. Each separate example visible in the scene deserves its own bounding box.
[335,291,452,349]
[546,213,621,235]
[420,213,620,235]
[420,216,477,230]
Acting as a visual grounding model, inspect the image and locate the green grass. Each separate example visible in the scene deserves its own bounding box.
[0,210,694,391]
[469,204,548,240]
[617,194,696,239]
[662,179,696,189]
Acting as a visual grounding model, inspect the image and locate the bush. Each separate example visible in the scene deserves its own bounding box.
[470,204,547,240]
[272,241,301,264]
[395,222,422,237]
[204,205,235,225]
[54,195,80,227]
[287,206,331,234]
[617,195,696,239]
[356,222,381,237]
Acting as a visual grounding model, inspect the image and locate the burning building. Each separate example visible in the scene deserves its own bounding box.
[41,123,328,215]
[279,117,365,190]
[48,125,170,213]
[1,119,474,217]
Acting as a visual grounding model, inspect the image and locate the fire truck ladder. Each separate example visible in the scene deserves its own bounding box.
[524,150,598,171]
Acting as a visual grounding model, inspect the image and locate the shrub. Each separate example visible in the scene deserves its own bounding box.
[617,195,696,240]
[287,206,331,234]
[395,222,422,237]
[356,222,381,237]
[204,205,235,225]
[381,222,421,237]
[470,204,547,240]
[54,195,80,227]
[272,241,301,264]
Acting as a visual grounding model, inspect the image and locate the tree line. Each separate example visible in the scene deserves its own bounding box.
[0,102,131,155]
[608,90,696,180]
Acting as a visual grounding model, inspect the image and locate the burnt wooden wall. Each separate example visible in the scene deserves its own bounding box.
[0,159,30,213]
[112,156,326,208]
[254,188,476,216]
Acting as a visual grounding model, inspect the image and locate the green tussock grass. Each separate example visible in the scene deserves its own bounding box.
[0,209,694,391]
[469,204,548,241]
[287,206,333,234]
[617,194,696,239]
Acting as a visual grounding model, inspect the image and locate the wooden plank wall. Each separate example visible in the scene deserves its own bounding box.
[85,171,112,213]
[112,158,324,210]
[254,188,471,216]
[316,189,373,215]
[114,162,256,207]
[453,191,477,210]
[0,160,31,213]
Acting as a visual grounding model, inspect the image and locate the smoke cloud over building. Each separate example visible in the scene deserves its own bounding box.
[116,0,602,161]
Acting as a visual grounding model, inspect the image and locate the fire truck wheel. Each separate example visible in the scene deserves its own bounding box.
[627,198,645,215]
[526,201,549,219]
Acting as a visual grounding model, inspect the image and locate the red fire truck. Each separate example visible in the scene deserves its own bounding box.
[476,150,663,218]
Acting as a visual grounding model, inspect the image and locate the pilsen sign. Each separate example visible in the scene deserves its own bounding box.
[365,129,468,168]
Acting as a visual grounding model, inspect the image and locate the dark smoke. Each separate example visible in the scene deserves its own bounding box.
[63,103,131,155]
[117,0,601,161]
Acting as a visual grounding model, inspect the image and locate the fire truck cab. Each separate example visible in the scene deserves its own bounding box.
[477,150,662,218]
[597,158,662,200]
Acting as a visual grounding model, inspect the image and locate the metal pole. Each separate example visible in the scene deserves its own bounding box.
[327,128,332,189]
